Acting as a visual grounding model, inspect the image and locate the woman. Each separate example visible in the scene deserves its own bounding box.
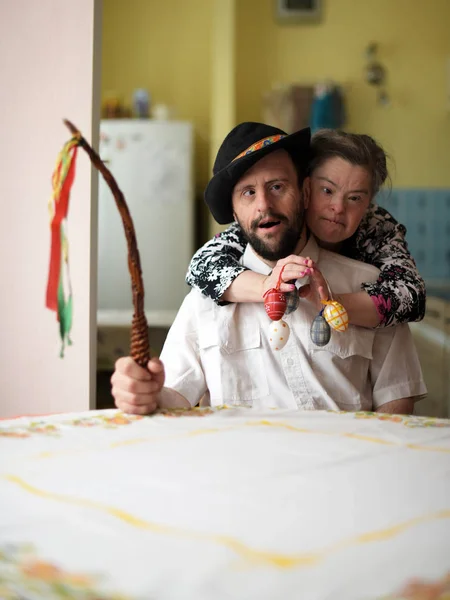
[186,129,425,328]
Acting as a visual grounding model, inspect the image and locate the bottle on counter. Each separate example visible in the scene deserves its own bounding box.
[133,89,150,119]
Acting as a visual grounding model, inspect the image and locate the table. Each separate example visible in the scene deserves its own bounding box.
[1,407,449,599]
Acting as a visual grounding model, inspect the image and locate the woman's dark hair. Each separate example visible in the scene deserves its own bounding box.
[308,129,390,196]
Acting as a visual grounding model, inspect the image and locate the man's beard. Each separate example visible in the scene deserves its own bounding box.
[237,207,306,262]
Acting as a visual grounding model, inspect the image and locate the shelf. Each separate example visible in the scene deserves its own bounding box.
[97,309,177,328]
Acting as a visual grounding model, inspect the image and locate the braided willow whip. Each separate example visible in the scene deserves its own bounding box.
[63,119,150,367]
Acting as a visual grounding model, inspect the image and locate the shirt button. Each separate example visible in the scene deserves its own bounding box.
[287,358,294,366]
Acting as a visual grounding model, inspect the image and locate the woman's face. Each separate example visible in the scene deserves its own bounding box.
[303,157,372,250]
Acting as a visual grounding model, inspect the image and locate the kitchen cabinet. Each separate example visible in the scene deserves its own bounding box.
[411,295,450,418]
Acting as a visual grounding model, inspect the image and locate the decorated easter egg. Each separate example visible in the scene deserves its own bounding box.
[310,314,331,347]
[263,289,287,321]
[323,301,349,332]
[268,319,290,351]
[284,290,300,315]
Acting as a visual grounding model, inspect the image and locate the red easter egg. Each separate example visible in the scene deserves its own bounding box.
[263,288,287,321]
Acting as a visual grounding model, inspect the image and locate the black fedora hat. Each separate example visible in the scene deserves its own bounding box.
[205,122,311,224]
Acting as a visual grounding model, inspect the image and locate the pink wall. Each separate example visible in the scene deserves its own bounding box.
[0,0,101,417]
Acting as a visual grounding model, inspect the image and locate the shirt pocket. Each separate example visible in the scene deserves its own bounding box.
[198,323,269,406]
[308,327,375,411]
[322,328,375,360]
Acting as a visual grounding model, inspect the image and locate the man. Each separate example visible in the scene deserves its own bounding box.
[112,123,426,415]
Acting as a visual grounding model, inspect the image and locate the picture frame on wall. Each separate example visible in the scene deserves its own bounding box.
[275,0,322,23]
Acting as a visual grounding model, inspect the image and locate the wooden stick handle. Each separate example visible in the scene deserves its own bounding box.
[63,119,150,367]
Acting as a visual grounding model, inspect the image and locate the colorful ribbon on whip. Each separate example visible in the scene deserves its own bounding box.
[46,134,80,357]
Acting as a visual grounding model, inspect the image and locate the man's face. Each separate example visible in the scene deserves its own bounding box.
[231,150,305,262]
[303,157,372,249]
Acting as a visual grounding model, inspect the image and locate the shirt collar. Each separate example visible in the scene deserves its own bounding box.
[241,234,320,275]
[241,245,272,275]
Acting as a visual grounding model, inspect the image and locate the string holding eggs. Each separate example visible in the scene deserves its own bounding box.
[262,263,350,350]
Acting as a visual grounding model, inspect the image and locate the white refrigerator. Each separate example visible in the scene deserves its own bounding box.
[97,119,194,332]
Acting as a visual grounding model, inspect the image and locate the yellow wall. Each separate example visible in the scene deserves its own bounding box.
[102,0,213,193]
[236,0,450,187]
[210,0,236,167]
[102,0,450,228]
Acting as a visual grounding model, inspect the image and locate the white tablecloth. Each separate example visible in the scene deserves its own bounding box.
[1,407,449,599]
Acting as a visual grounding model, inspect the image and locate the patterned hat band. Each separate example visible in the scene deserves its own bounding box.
[232,134,287,162]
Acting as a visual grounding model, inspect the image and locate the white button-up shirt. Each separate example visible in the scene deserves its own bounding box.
[162,236,426,411]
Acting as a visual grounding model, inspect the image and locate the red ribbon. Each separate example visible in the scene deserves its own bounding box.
[45,147,78,312]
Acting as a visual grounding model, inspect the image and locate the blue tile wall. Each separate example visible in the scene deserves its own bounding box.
[376,189,450,281]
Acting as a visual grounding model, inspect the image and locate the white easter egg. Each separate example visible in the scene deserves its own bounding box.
[268,319,290,351]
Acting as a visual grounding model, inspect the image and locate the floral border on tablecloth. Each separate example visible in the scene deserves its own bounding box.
[382,571,450,599]
[0,408,215,439]
[1,407,449,440]
[0,413,145,439]
[0,544,132,600]
[353,411,450,428]
[1,542,449,600]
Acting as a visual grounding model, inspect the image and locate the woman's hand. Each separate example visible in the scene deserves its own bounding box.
[262,255,314,296]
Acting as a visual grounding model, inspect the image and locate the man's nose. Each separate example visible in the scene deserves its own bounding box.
[255,189,272,212]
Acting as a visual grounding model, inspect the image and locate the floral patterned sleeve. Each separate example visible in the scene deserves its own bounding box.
[185,222,248,302]
[349,204,426,327]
